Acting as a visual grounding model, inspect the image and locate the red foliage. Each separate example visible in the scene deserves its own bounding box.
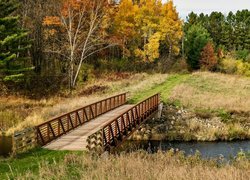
[200,42,218,71]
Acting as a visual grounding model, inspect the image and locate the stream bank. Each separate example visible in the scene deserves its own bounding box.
[131,105,250,141]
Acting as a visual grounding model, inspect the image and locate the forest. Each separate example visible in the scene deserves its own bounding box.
[0,0,249,95]
[0,0,249,179]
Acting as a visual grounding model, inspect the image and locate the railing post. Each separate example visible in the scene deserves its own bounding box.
[58,121,60,136]
[47,124,50,141]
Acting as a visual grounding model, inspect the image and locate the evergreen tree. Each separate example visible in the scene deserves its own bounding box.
[185,24,211,70]
[206,12,224,47]
[184,10,250,52]
[0,0,32,82]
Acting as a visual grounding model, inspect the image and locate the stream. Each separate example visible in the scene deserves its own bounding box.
[126,140,250,160]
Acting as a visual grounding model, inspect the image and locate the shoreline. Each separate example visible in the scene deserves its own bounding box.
[131,105,250,142]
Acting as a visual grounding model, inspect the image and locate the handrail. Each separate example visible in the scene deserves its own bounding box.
[101,93,160,151]
[36,93,127,146]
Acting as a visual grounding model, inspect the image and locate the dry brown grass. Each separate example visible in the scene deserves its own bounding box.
[169,72,250,112]
[20,151,250,180]
[1,73,168,134]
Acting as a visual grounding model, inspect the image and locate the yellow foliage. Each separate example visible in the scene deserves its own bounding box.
[113,0,183,61]
[113,0,138,39]
[220,57,250,76]
[144,32,161,61]
[135,32,161,62]
[159,0,183,56]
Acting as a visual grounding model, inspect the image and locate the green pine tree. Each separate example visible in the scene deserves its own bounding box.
[0,0,32,82]
[185,24,211,70]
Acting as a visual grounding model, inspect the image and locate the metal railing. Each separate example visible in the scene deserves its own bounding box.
[101,93,160,151]
[36,93,127,146]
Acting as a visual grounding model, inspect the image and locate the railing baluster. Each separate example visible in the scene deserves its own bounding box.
[36,93,127,145]
[58,121,60,136]
[59,118,66,133]
[49,123,56,138]
[101,94,160,150]
[37,128,45,145]
[90,106,93,119]
[47,124,50,141]
[95,103,97,116]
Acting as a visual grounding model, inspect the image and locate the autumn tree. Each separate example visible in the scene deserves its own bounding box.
[159,0,183,60]
[43,0,114,88]
[134,0,162,61]
[111,0,138,57]
[200,42,217,71]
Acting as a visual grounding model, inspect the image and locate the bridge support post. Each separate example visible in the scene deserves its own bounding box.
[156,103,163,119]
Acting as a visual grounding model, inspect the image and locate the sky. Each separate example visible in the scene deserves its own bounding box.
[163,0,250,20]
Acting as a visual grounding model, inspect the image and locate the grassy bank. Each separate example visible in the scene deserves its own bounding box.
[0,149,249,179]
[131,72,250,141]
[0,148,76,179]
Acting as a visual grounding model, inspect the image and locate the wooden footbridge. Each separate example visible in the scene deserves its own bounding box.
[36,93,160,152]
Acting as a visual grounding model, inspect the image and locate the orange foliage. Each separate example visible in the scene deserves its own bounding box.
[43,16,61,26]
[200,42,218,71]
[60,0,92,17]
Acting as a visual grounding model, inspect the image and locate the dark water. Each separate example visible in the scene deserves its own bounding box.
[126,140,250,160]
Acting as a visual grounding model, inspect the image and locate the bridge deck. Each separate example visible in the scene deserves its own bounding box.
[44,104,134,151]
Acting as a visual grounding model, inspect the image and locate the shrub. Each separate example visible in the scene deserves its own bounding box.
[219,57,237,74]
[97,58,155,73]
[200,42,218,71]
[219,57,250,76]
[170,58,189,73]
[77,63,95,83]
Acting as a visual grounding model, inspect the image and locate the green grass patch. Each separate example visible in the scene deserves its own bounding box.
[129,74,189,104]
[217,109,232,123]
[0,148,84,179]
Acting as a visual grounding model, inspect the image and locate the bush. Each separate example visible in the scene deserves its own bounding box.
[219,57,250,76]
[77,63,95,83]
[170,58,189,73]
[2,74,68,98]
[97,58,156,73]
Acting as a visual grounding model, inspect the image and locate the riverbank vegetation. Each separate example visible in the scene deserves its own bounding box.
[0,148,249,179]
[131,72,250,141]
